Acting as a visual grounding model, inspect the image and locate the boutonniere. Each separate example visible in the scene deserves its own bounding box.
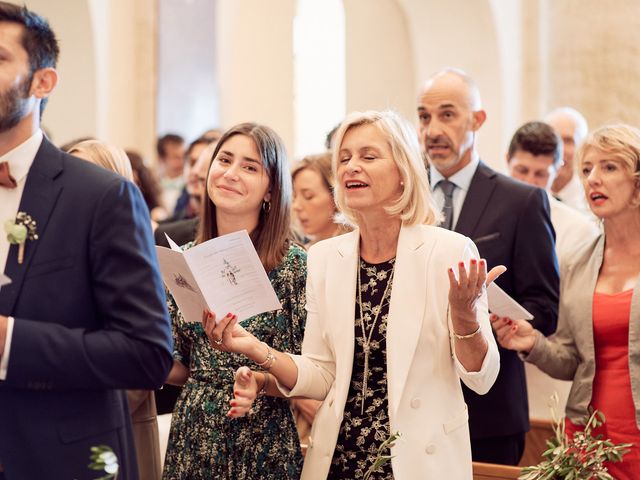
[4,212,38,265]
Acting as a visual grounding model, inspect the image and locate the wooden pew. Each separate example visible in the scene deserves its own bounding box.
[473,461,522,479]
[519,418,555,467]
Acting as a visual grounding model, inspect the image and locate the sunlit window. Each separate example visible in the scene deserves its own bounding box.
[293,0,345,157]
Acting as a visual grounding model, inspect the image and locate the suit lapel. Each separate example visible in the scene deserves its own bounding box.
[0,139,63,315]
[327,230,358,415]
[454,162,497,237]
[386,225,436,416]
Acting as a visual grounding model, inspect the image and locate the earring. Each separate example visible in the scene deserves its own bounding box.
[400,181,404,187]
[262,200,271,213]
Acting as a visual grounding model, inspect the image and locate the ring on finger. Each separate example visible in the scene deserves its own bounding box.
[213,337,223,346]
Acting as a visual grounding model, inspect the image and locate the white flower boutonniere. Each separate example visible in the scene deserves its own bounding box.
[89,445,119,479]
[4,212,38,265]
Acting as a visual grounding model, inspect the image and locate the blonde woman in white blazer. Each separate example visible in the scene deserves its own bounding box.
[205,110,501,479]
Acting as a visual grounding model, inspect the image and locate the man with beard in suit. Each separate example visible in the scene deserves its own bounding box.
[0,3,172,479]
[417,67,559,465]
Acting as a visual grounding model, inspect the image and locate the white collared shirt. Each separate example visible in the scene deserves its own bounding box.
[556,173,592,215]
[0,129,43,380]
[429,154,480,230]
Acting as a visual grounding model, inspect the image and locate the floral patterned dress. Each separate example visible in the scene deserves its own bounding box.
[162,243,307,480]
[328,258,396,480]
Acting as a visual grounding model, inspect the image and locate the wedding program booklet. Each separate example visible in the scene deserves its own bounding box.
[487,282,534,321]
[155,230,282,323]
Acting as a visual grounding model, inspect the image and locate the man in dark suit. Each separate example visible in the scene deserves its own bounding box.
[417,68,559,465]
[0,4,172,479]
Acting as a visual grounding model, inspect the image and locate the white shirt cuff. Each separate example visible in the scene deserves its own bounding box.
[0,316,15,380]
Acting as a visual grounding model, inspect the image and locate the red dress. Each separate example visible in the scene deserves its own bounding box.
[565,289,640,479]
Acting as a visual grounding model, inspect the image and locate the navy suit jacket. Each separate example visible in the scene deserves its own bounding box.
[455,162,559,439]
[0,139,173,479]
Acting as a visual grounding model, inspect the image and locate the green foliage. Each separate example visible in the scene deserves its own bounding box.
[363,431,402,480]
[519,395,630,480]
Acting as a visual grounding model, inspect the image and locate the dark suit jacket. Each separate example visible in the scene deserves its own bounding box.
[154,216,199,248]
[0,139,173,480]
[455,162,559,439]
[152,217,198,415]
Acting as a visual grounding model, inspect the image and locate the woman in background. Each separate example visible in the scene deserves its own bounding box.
[126,149,168,223]
[292,152,350,246]
[291,152,351,449]
[492,124,640,479]
[67,139,162,480]
[162,123,306,479]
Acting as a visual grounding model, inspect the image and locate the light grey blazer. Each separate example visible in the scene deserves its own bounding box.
[526,233,640,427]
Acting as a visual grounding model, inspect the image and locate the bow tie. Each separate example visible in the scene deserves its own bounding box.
[0,162,17,189]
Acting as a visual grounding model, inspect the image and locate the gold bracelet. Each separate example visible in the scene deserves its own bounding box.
[256,342,276,370]
[453,324,482,340]
[256,342,271,367]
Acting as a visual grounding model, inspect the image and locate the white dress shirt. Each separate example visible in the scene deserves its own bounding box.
[429,154,480,230]
[0,129,43,380]
[556,173,590,214]
[549,193,600,268]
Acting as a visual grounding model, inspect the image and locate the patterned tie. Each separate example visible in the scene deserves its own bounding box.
[0,162,17,189]
[438,179,456,230]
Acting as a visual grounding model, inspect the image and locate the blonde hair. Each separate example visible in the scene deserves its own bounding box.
[576,124,640,181]
[332,110,442,226]
[68,140,134,182]
[292,152,334,193]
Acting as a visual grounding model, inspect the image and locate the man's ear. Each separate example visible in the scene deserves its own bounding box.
[471,110,487,131]
[29,67,58,100]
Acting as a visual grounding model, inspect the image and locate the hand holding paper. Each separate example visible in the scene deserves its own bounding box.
[486,281,538,353]
[486,282,533,321]
[156,230,282,324]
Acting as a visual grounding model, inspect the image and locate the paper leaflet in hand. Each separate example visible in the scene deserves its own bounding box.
[486,282,533,320]
[155,230,282,323]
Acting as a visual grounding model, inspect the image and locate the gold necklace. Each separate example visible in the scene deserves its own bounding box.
[357,258,395,414]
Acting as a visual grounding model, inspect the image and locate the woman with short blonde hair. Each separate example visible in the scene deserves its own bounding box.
[205,110,500,479]
[495,124,640,478]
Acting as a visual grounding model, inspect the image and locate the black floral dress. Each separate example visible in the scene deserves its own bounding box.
[328,257,396,480]
[162,243,307,480]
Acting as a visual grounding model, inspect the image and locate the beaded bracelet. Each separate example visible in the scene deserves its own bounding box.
[256,342,277,370]
[453,324,482,340]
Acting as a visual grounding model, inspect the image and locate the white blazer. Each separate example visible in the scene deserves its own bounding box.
[280,224,500,479]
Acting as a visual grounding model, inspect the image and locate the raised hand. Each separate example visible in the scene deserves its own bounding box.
[489,314,537,353]
[228,366,258,418]
[448,259,486,313]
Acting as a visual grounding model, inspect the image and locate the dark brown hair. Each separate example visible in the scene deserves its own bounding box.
[156,133,184,158]
[126,150,163,211]
[197,123,292,272]
[0,1,59,113]
[508,121,562,169]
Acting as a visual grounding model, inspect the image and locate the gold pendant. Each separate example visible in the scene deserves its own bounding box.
[361,350,369,415]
